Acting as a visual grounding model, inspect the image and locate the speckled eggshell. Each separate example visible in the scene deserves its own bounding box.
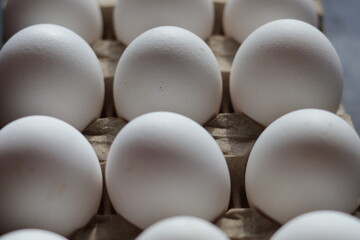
[106,112,231,229]
[136,216,229,240]
[230,19,343,126]
[0,24,104,131]
[113,0,214,45]
[4,0,102,44]
[223,0,318,43]
[270,211,360,240]
[0,116,103,236]
[113,26,222,125]
[245,109,360,224]
[0,229,68,240]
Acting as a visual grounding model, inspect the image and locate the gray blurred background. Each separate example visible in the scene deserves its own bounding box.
[323,0,360,133]
[0,0,359,133]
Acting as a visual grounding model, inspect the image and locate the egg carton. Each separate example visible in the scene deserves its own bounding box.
[70,0,359,239]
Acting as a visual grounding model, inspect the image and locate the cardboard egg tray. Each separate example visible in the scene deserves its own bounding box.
[71,0,359,239]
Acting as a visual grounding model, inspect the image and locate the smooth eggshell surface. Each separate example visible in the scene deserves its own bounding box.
[136,216,229,240]
[0,24,104,131]
[106,112,231,229]
[4,0,102,44]
[0,116,103,236]
[113,26,222,125]
[230,19,343,126]
[223,0,318,43]
[245,109,360,224]
[270,211,360,240]
[0,229,68,240]
[114,0,214,45]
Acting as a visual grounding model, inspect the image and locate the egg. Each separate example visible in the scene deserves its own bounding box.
[113,0,214,45]
[3,0,102,44]
[0,24,104,131]
[113,26,222,125]
[245,109,360,224]
[106,112,231,229]
[270,211,360,240]
[136,216,229,240]
[230,19,343,126]
[223,0,318,43]
[0,116,103,236]
[0,229,68,240]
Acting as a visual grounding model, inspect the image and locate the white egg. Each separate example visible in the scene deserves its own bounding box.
[136,216,229,240]
[0,116,103,236]
[223,0,318,43]
[230,19,343,126]
[106,112,231,229]
[113,0,214,45]
[113,26,222,125]
[245,109,360,224]
[270,211,360,240]
[0,24,104,131]
[4,0,102,44]
[0,229,68,240]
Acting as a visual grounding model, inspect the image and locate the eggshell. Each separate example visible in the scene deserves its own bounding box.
[136,216,229,240]
[106,112,231,229]
[0,24,104,131]
[113,26,222,125]
[0,229,68,240]
[270,211,360,240]
[0,116,103,236]
[223,0,318,43]
[4,0,102,44]
[230,19,343,126]
[113,0,214,45]
[245,109,360,224]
